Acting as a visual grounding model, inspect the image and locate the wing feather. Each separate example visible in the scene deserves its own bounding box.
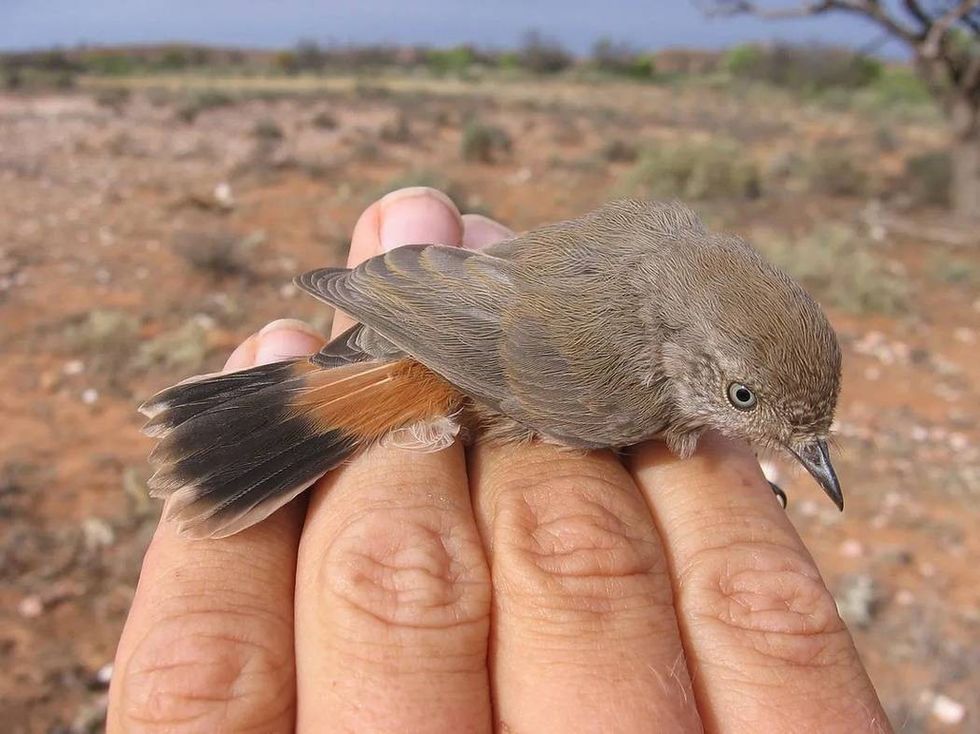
[296,245,515,408]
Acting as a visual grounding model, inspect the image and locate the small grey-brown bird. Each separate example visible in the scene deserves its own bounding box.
[141,199,843,538]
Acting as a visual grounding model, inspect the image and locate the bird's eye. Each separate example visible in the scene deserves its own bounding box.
[727,382,757,410]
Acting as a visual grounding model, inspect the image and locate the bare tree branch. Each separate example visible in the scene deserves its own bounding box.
[902,0,933,30]
[922,0,980,59]
[700,1,923,44]
[701,0,833,18]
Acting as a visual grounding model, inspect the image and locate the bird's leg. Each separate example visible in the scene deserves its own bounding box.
[768,481,788,509]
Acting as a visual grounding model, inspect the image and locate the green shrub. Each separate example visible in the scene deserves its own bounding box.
[591,39,656,79]
[252,118,285,140]
[801,148,869,197]
[903,151,952,207]
[461,122,512,163]
[600,139,638,163]
[426,46,476,75]
[380,114,412,143]
[517,31,572,74]
[64,309,140,360]
[620,141,761,200]
[94,86,131,113]
[172,230,259,278]
[311,111,338,130]
[176,89,234,123]
[725,42,881,91]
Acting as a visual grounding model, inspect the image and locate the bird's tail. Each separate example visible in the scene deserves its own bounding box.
[140,358,461,538]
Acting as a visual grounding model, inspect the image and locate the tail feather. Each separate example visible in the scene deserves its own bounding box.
[141,358,462,538]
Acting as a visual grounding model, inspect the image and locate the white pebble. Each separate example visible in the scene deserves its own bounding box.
[81,388,99,405]
[839,539,864,558]
[63,359,85,376]
[931,694,965,725]
[18,595,43,618]
[894,589,914,606]
[95,663,114,686]
[953,327,975,344]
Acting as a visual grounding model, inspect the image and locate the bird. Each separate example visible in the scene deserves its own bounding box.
[140,199,843,539]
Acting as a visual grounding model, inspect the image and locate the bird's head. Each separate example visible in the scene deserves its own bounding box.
[651,233,844,508]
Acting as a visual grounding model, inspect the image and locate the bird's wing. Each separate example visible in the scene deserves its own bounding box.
[311,324,405,368]
[295,245,514,407]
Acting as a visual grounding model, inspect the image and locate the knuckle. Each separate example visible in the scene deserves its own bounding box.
[320,506,490,633]
[493,474,670,621]
[115,611,293,732]
[682,541,851,668]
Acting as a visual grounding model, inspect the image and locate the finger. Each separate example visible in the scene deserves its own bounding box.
[470,442,703,732]
[331,187,463,338]
[108,320,325,734]
[629,435,889,733]
[295,188,492,733]
[461,213,514,250]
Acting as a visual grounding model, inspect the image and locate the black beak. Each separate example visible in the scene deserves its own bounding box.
[789,439,843,511]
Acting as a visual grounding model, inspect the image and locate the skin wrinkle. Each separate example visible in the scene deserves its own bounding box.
[120,618,293,731]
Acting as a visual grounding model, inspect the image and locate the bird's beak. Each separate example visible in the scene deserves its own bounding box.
[789,439,843,510]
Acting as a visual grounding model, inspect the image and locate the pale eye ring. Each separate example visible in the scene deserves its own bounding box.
[727,382,758,410]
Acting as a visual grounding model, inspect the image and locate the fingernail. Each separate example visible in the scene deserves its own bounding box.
[255,319,324,365]
[378,187,462,252]
[462,213,514,250]
[258,318,323,339]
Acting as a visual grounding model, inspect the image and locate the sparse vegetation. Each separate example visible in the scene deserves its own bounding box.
[904,151,952,207]
[929,254,977,288]
[620,141,761,200]
[176,89,235,123]
[801,147,870,197]
[171,230,261,278]
[311,110,338,129]
[380,113,412,143]
[134,319,211,372]
[599,139,638,163]
[252,118,285,140]
[759,225,908,315]
[63,309,140,361]
[460,121,512,163]
[724,42,881,92]
[93,87,132,113]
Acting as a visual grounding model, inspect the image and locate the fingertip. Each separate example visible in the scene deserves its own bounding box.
[378,186,463,252]
[462,213,514,250]
[223,334,258,372]
[254,319,325,365]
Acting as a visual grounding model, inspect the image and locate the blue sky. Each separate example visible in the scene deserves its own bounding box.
[0,1,906,56]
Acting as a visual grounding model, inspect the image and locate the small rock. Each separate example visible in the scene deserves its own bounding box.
[931,694,965,725]
[18,594,43,618]
[894,589,915,606]
[63,359,85,376]
[213,181,234,208]
[839,539,864,558]
[81,388,99,405]
[94,663,113,688]
[82,517,115,550]
[835,574,878,629]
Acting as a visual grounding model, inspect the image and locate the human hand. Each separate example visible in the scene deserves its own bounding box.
[108,187,890,733]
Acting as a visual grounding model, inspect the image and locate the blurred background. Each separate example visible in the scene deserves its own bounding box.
[1,2,978,732]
